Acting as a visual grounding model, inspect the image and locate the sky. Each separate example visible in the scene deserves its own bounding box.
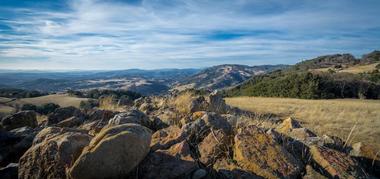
[0,0,380,70]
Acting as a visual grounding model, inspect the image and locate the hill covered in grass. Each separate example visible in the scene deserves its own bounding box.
[225,50,380,99]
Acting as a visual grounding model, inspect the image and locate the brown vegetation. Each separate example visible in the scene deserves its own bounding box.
[225,96,380,150]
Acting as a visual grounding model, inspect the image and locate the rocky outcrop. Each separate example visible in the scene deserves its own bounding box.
[150,125,185,151]
[310,145,367,178]
[107,109,151,128]
[139,141,197,179]
[18,128,91,179]
[1,111,37,131]
[207,92,229,113]
[56,116,84,128]
[68,124,152,179]
[234,125,303,179]
[199,129,230,166]
[47,106,83,125]
[0,127,37,167]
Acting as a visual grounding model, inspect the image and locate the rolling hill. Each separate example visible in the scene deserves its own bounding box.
[175,64,288,91]
[226,50,380,99]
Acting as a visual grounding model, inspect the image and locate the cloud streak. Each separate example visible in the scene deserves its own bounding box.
[0,0,380,70]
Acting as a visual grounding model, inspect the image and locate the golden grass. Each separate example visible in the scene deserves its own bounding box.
[0,104,15,114]
[226,97,380,150]
[98,96,125,112]
[313,63,379,74]
[170,91,194,114]
[11,94,88,108]
[340,63,379,74]
[0,97,13,103]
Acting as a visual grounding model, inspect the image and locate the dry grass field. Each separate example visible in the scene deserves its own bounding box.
[314,62,379,74]
[0,104,15,114]
[226,97,380,150]
[10,94,88,108]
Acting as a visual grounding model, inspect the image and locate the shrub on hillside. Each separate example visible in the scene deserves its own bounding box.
[21,103,60,115]
[226,71,380,99]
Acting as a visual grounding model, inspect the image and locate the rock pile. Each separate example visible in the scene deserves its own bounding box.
[0,93,377,178]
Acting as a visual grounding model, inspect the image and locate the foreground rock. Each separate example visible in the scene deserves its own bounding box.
[0,127,37,167]
[18,128,91,179]
[1,111,37,131]
[199,129,230,166]
[310,145,367,178]
[139,141,197,179]
[150,125,185,151]
[47,106,83,125]
[68,124,152,179]
[234,125,303,179]
[108,109,151,128]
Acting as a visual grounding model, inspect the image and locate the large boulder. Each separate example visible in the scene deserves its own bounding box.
[18,128,91,179]
[199,129,230,166]
[0,127,37,167]
[189,96,209,113]
[201,112,232,134]
[207,92,228,113]
[87,109,117,122]
[150,125,185,151]
[68,124,152,179]
[107,109,151,128]
[234,125,303,179]
[139,141,197,179]
[32,127,86,145]
[310,145,367,178]
[56,116,84,128]
[47,106,83,125]
[1,111,37,131]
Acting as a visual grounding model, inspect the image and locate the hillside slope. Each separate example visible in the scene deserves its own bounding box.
[175,64,288,91]
[226,50,380,99]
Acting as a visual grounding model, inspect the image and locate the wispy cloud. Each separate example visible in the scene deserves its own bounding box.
[0,0,379,70]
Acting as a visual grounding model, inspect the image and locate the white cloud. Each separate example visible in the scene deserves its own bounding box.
[0,0,379,70]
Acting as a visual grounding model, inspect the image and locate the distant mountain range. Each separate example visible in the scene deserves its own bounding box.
[0,65,287,95]
[174,64,288,91]
[2,50,378,96]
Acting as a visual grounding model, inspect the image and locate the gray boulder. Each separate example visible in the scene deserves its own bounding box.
[1,111,37,131]
[68,124,152,179]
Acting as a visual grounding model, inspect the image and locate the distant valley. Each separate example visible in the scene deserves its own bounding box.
[0,65,287,95]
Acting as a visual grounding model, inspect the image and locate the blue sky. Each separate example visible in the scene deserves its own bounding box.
[0,0,380,70]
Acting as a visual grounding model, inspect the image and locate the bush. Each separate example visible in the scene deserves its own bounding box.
[21,104,37,111]
[37,103,60,115]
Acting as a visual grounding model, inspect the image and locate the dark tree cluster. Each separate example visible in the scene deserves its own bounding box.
[21,103,60,115]
[226,71,380,99]
[0,88,47,98]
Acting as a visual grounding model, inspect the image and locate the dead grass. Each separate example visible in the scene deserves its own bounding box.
[10,94,88,108]
[225,97,380,150]
[0,104,15,114]
[98,96,125,112]
[170,91,194,114]
[313,63,379,74]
